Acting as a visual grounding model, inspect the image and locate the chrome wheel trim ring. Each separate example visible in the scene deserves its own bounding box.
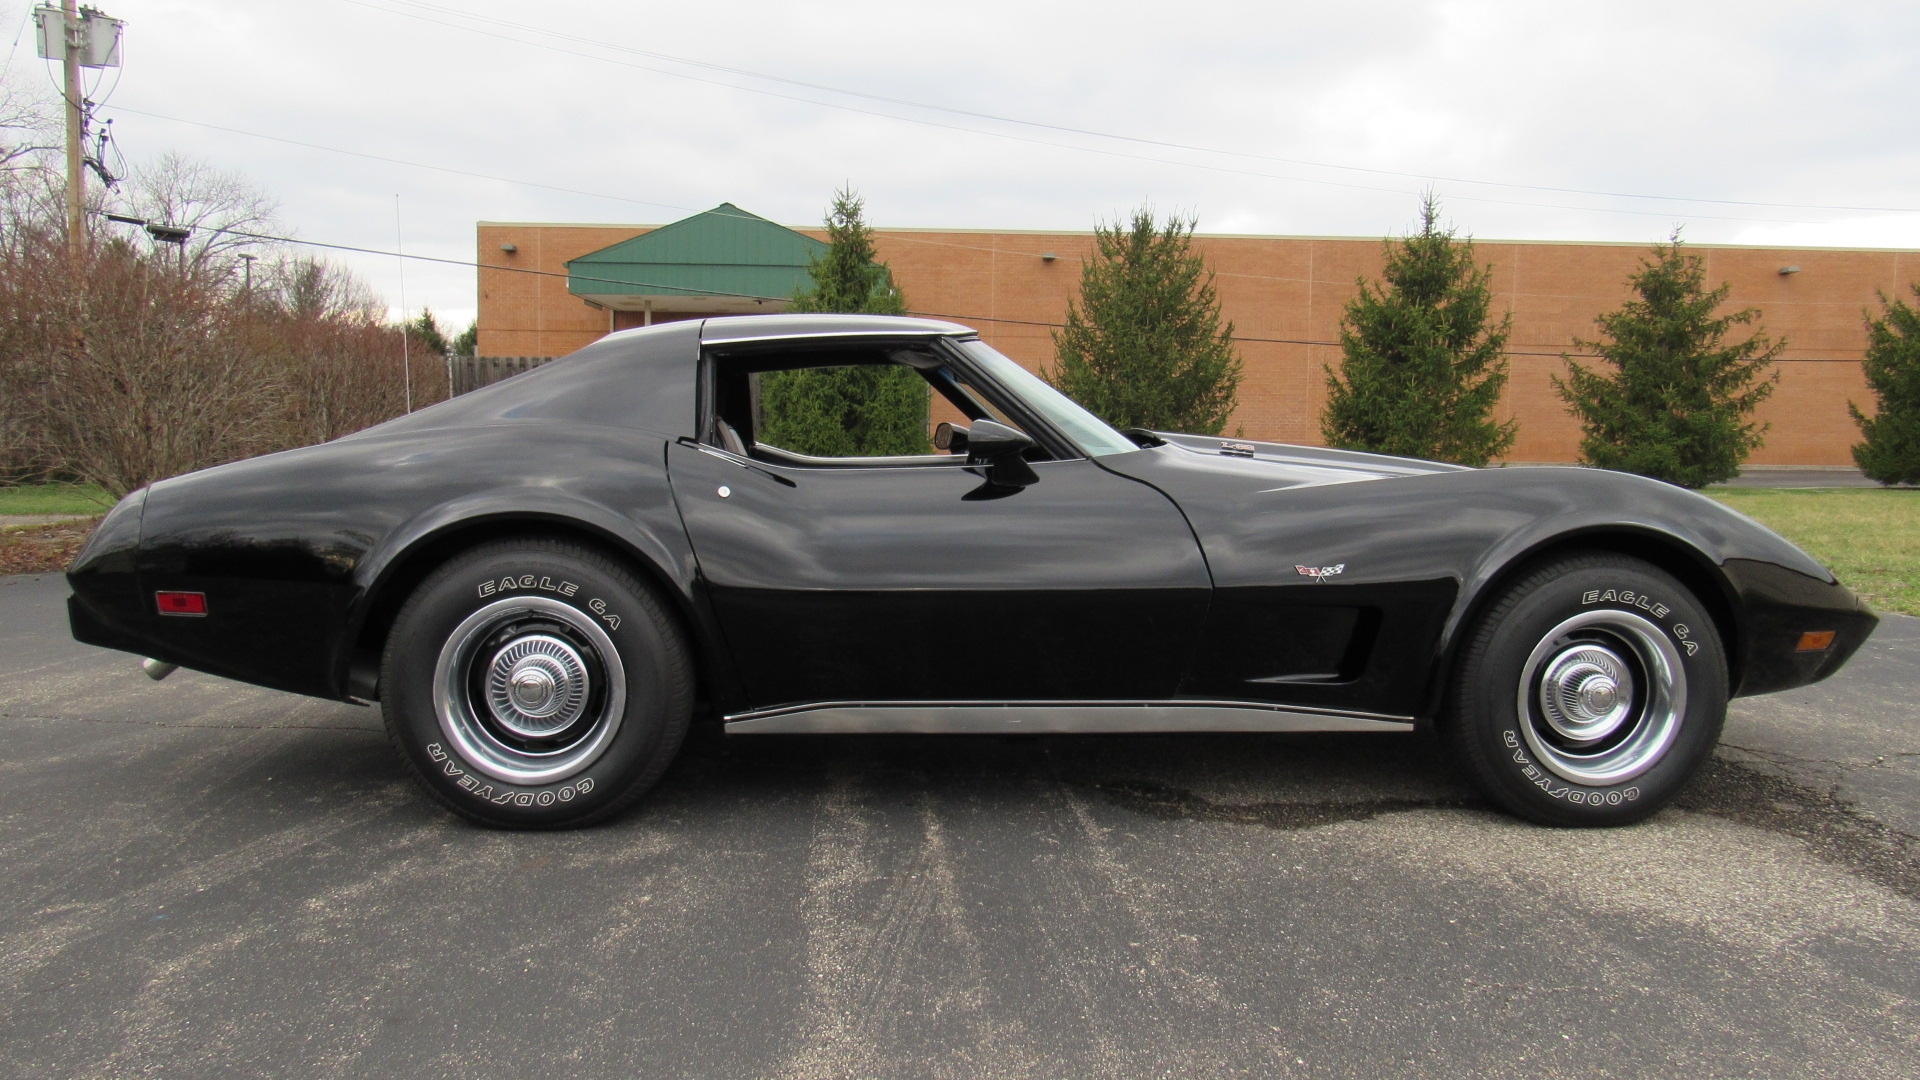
[433,596,626,786]
[1515,609,1687,787]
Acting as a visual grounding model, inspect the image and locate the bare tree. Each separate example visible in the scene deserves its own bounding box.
[0,69,59,177]
[254,256,443,446]
[14,240,283,495]
[0,137,440,492]
[269,253,384,322]
[113,151,279,278]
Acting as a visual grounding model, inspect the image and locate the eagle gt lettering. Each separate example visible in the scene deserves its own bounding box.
[1295,564,1345,582]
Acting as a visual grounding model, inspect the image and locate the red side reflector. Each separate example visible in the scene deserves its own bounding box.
[155,591,207,617]
[1796,630,1836,652]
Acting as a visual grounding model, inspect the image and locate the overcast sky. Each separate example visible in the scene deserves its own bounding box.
[10,0,1918,329]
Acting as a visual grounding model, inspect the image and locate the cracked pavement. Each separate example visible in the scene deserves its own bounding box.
[2,571,1917,1079]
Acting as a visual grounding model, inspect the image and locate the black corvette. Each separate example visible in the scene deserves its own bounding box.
[67,314,1877,828]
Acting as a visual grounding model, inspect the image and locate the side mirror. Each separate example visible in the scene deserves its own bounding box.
[933,421,969,453]
[963,419,1038,489]
[963,419,1031,461]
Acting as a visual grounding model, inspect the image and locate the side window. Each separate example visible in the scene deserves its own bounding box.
[753,364,933,458]
[707,345,944,462]
[706,342,1050,465]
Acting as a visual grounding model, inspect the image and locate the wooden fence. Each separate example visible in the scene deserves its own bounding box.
[448,355,554,396]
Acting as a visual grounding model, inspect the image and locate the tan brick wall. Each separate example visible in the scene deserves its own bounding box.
[477,222,1914,465]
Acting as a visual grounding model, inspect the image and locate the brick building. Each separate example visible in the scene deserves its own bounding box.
[475,203,1919,465]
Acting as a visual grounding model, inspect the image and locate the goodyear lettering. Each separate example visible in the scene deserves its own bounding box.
[1502,730,1639,805]
[473,777,591,805]
[428,742,596,805]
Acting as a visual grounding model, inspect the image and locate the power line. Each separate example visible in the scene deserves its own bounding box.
[111,105,701,215]
[111,105,1916,298]
[339,0,1920,219]
[111,96,1834,231]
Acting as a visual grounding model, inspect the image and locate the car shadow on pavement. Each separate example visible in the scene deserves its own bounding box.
[134,712,1917,903]
[644,722,1920,900]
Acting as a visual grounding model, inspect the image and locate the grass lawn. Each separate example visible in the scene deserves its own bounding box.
[0,482,114,516]
[1708,488,1920,617]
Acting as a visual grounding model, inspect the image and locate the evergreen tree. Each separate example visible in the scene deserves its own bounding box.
[1322,195,1515,466]
[1049,209,1242,434]
[788,187,906,318]
[451,319,478,357]
[407,308,451,355]
[1553,235,1781,488]
[1851,285,1920,485]
[759,187,928,455]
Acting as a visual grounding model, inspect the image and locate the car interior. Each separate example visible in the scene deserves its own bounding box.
[703,342,1050,468]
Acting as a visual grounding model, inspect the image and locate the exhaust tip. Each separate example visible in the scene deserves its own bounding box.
[141,658,179,681]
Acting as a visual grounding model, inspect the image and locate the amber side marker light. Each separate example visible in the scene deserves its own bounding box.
[155,591,207,617]
[1796,630,1836,652]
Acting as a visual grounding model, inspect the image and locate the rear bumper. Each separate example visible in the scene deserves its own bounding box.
[65,488,152,661]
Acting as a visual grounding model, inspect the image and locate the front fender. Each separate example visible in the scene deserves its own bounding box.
[1441,468,1867,701]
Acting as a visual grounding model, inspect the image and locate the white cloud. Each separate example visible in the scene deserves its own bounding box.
[17,0,1916,327]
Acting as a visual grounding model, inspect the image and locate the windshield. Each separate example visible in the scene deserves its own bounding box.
[955,340,1139,458]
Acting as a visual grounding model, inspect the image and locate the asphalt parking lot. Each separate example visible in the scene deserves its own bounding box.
[3,570,1917,1079]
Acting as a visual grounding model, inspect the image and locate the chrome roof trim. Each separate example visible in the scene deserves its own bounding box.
[699,313,973,343]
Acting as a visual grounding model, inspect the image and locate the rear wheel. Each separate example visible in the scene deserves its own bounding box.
[381,537,692,828]
[1447,552,1727,826]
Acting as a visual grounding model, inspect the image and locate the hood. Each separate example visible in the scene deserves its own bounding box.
[1145,433,1469,490]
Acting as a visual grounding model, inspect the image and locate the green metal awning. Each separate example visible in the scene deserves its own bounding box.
[566,202,825,314]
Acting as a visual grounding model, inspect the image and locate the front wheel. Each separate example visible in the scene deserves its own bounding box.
[381,537,692,828]
[1447,552,1728,826]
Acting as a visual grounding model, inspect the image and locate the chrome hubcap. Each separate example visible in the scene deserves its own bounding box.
[1516,609,1687,787]
[1538,645,1635,743]
[433,596,626,786]
[485,634,590,738]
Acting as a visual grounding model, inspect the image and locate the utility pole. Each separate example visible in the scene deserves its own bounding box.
[61,0,83,269]
[35,4,123,267]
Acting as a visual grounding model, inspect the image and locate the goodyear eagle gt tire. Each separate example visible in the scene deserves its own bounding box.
[1448,552,1728,826]
[381,537,692,828]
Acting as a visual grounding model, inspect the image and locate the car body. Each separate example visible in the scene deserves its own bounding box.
[65,314,1878,825]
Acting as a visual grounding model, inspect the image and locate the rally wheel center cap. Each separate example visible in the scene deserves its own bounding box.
[472,621,604,748]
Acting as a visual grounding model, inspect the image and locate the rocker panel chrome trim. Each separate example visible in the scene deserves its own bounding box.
[723,700,1415,735]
